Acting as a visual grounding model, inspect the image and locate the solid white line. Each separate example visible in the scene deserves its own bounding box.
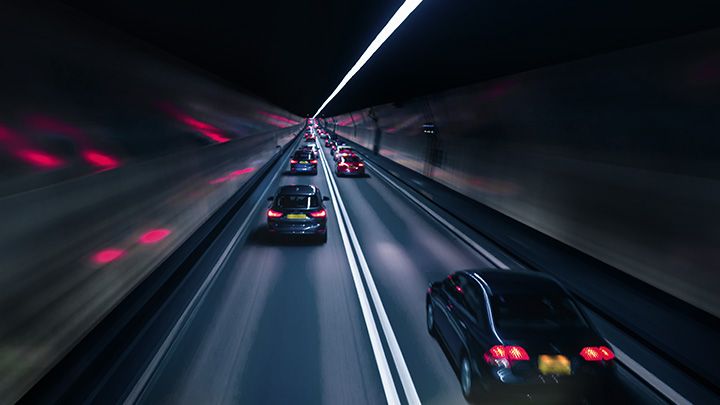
[364,160,509,269]
[609,342,692,405]
[317,140,401,405]
[319,142,421,405]
[124,148,288,404]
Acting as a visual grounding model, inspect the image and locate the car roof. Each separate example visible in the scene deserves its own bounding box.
[461,269,566,296]
[277,184,319,195]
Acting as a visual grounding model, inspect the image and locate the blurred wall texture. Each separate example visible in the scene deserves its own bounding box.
[331,29,720,318]
[0,1,301,401]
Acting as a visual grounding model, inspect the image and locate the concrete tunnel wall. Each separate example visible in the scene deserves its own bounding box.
[330,28,720,319]
[0,2,302,401]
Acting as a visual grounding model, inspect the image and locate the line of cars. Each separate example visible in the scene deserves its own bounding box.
[268,127,328,243]
[324,136,365,177]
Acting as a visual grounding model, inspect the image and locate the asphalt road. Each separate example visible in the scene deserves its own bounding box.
[80,132,669,404]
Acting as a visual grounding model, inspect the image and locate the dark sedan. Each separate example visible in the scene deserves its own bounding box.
[289,151,317,174]
[267,184,329,243]
[427,269,615,403]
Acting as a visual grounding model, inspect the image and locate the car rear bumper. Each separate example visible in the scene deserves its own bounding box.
[485,371,611,400]
[268,221,325,235]
[337,169,364,175]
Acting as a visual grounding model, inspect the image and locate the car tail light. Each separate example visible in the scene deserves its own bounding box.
[484,345,528,367]
[358,163,364,167]
[310,209,326,217]
[581,346,614,361]
[310,160,317,164]
[507,346,529,361]
[267,210,283,218]
[290,159,297,164]
[598,346,615,360]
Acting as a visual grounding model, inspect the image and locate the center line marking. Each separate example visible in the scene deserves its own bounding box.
[318,136,421,405]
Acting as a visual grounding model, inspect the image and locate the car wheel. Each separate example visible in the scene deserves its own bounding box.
[461,355,482,402]
[426,299,437,337]
[317,232,327,244]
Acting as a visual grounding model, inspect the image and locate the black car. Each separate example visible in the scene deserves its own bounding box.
[289,151,317,174]
[300,142,319,157]
[427,269,615,402]
[267,184,329,242]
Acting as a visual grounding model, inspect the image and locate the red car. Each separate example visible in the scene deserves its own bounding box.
[336,156,365,176]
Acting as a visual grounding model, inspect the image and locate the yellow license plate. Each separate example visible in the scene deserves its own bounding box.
[286,214,306,219]
[299,161,309,164]
[538,355,571,375]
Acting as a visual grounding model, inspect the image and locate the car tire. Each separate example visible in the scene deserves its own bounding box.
[318,232,327,244]
[426,299,438,338]
[461,355,483,403]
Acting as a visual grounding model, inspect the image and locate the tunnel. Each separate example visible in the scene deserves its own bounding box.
[1,1,719,404]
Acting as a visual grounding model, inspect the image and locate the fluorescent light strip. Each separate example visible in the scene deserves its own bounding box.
[313,0,423,118]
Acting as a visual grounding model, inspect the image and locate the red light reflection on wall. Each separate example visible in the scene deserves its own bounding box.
[1,123,66,169]
[139,229,171,244]
[159,102,231,143]
[180,117,230,142]
[25,115,122,170]
[336,117,354,126]
[209,167,254,184]
[83,150,119,169]
[18,149,64,167]
[255,111,298,127]
[92,248,125,264]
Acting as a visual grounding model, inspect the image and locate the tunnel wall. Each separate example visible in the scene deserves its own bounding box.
[0,2,301,401]
[330,29,720,318]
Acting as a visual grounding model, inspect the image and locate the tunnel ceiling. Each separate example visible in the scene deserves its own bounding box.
[60,0,720,117]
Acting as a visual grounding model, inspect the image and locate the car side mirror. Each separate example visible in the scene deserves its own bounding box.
[323,196,329,201]
[267,196,274,201]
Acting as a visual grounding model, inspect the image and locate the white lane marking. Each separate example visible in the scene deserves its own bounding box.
[317,142,402,405]
[318,141,421,405]
[124,145,291,404]
[363,160,509,269]
[355,147,694,405]
[609,343,692,405]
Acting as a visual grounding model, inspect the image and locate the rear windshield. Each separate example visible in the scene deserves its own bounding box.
[491,294,587,329]
[293,152,313,160]
[276,194,319,209]
[341,156,361,163]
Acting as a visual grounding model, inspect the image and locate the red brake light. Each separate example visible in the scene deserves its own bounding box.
[310,209,326,218]
[484,345,528,366]
[290,159,297,163]
[267,210,283,218]
[598,346,615,360]
[581,346,614,361]
[310,159,317,164]
[506,346,529,361]
[489,345,506,358]
[358,163,364,167]
[580,347,601,361]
